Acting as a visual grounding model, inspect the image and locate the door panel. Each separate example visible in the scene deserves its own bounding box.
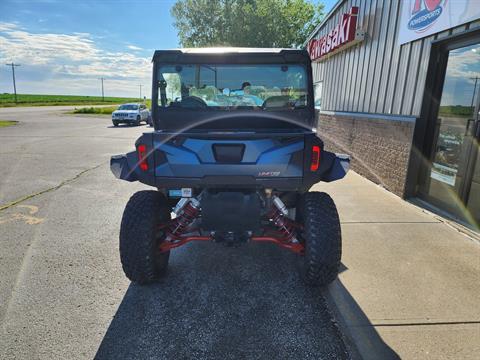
[466,152,480,229]
[422,42,480,229]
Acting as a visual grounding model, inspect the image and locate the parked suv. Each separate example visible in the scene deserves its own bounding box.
[111,48,350,287]
[112,103,150,126]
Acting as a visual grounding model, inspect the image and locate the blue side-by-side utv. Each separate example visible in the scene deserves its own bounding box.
[111,48,349,287]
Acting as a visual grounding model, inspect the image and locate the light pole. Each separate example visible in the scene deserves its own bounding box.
[139,84,142,101]
[470,77,479,111]
[99,78,105,101]
[5,63,20,103]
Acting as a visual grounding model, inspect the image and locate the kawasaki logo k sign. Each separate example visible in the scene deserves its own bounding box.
[307,7,365,62]
[398,0,480,45]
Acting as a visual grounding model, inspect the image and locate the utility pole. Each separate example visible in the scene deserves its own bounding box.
[470,77,479,110]
[139,84,142,101]
[99,78,105,101]
[5,63,20,103]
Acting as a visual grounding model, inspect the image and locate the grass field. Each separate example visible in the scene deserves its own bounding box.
[0,120,18,127]
[73,106,118,115]
[0,93,141,107]
[72,100,152,115]
[439,105,473,118]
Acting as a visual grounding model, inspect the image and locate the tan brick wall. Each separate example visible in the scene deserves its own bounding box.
[318,113,415,197]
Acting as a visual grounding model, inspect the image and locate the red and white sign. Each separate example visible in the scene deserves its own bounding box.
[398,0,480,45]
[308,7,363,61]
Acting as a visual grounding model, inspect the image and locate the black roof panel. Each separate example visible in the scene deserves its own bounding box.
[152,48,310,64]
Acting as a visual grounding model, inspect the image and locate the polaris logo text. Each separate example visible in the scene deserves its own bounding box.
[408,0,446,32]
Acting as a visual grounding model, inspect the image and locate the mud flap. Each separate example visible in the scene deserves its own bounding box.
[323,154,350,182]
[110,154,137,182]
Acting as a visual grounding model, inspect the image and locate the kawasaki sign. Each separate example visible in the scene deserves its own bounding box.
[307,7,364,62]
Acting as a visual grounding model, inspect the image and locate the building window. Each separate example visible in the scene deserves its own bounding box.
[314,81,323,110]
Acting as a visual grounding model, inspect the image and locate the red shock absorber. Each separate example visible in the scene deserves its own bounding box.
[166,198,201,240]
[268,196,296,242]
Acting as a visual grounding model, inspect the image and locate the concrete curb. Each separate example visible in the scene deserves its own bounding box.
[323,283,363,360]
[323,280,401,360]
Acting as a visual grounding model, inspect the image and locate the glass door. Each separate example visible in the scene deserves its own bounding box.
[465,76,480,230]
[422,42,480,230]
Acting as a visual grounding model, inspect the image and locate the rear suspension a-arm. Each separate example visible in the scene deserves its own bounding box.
[158,196,304,254]
[159,232,304,254]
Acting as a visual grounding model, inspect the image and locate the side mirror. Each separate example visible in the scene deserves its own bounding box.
[222,88,230,96]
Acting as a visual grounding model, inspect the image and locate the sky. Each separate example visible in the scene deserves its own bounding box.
[0,0,337,98]
[441,44,480,108]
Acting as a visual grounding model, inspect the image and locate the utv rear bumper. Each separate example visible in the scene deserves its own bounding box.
[110,150,350,191]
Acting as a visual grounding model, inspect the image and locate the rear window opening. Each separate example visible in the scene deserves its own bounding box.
[157,64,308,111]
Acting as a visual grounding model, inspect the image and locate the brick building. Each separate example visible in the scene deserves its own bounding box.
[306,0,480,230]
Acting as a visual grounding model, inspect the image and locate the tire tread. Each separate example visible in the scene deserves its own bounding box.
[119,191,170,284]
[301,192,342,287]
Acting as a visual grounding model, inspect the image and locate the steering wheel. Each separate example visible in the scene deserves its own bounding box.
[181,96,208,109]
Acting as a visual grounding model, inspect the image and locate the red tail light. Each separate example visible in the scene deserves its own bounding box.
[137,144,149,171]
[310,145,320,171]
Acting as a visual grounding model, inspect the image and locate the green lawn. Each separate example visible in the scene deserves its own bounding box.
[0,120,18,127]
[73,106,118,115]
[0,93,142,107]
[439,105,474,118]
[72,100,152,115]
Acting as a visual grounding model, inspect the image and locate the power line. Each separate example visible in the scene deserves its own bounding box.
[5,63,21,103]
[99,78,105,101]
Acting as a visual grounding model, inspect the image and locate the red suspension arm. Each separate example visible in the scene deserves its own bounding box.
[250,236,304,254]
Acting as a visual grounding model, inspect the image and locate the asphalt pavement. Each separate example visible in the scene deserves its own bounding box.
[0,107,349,359]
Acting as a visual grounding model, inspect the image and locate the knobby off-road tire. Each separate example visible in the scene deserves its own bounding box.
[113,121,119,127]
[120,191,171,284]
[299,192,342,287]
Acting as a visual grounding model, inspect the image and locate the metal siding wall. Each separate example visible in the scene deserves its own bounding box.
[452,23,468,34]
[362,0,384,111]
[337,0,352,108]
[355,0,380,112]
[368,0,392,113]
[334,49,346,109]
[344,0,362,111]
[383,1,403,114]
[334,0,353,109]
[412,35,435,115]
[311,0,480,117]
[392,42,412,114]
[326,6,341,110]
[470,19,480,29]
[375,0,401,113]
[350,0,371,112]
[402,40,423,115]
